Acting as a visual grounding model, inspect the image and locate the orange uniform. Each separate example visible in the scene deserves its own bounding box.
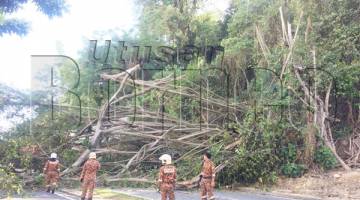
[200,159,216,200]
[159,164,176,200]
[43,160,60,190]
[80,159,100,200]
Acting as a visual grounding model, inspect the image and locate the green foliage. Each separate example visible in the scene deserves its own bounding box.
[234,148,279,184]
[190,12,222,45]
[280,143,297,163]
[0,0,67,36]
[209,142,224,165]
[176,157,203,181]
[315,146,338,170]
[279,143,307,177]
[62,149,80,167]
[0,138,30,195]
[281,163,306,178]
[0,139,31,170]
[0,167,23,196]
[216,111,284,185]
[33,174,45,186]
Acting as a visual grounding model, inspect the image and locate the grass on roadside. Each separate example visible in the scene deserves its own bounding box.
[94,188,144,200]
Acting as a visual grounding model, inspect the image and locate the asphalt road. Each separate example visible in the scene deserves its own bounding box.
[0,191,77,200]
[115,189,315,200]
[1,189,317,200]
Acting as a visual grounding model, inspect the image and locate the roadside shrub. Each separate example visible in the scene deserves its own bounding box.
[215,111,285,185]
[227,146,279,184]
[281,163,306,178]
[279,143,306,177]
[279,143,297,163]
[314,146,337,170]
[262,171,278,184]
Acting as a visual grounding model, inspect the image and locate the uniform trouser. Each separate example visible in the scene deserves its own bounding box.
[81,179,96,199]
[45,171,59,189]
[160,183,175,200]
[200,179,215,200]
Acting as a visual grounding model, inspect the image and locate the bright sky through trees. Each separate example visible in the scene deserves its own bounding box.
[0,0,229,90]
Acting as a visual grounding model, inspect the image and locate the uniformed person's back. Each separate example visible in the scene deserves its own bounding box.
[81,159,100,180]
[158,154,176,200]
[80,152,100,200]
[43,153,60,194]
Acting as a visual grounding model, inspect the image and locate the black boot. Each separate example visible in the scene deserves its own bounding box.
[46,187,51,193]
[51,188,55,194]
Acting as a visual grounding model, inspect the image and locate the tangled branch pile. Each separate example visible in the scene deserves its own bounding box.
[60,62,241,188]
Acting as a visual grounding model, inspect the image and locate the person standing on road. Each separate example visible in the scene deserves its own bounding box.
[80,152,101,200]
[43,153,60,194]
[158,154,177,200]
[200,152,216,200]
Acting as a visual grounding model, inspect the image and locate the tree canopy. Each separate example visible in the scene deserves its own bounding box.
[0,0,67,36]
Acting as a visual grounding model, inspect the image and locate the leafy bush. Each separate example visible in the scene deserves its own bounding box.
[176,156,203,181]
[239,151,278,183]
[34,174,45,186]
[279,143,297,163]
[0,167,23,197]
[315,146,337,170]
[262,171,278,184]
[281,163,306,178]
[218,146,280,185]
[279,143,306,177]
[215,111,286,185]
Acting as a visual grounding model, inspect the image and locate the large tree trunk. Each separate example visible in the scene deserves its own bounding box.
[294,68,350,171]
[277,8,350,170]
[62,64,141,176]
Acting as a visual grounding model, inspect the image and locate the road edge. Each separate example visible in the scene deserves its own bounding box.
[56,190,79,200]
[236,187,322,200]
[60,187,321,200]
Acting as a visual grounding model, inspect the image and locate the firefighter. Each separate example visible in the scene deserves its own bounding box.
[200,152,216,200]
[158,154,176,200]
[80,152,101,200]
[43,153,60,194]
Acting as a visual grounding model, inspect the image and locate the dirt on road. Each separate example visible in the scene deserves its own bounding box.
[270,169,360,200]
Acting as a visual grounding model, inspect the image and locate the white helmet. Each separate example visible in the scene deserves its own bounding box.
[159,154,172,165]
[50,153,57,159]
[89,152,96,159]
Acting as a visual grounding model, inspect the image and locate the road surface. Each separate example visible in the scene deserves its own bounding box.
[1,189,318,200]
[0,191,77,200]
[116,189,316,200]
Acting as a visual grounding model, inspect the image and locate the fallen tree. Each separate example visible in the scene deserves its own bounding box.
[60,61,237,183]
